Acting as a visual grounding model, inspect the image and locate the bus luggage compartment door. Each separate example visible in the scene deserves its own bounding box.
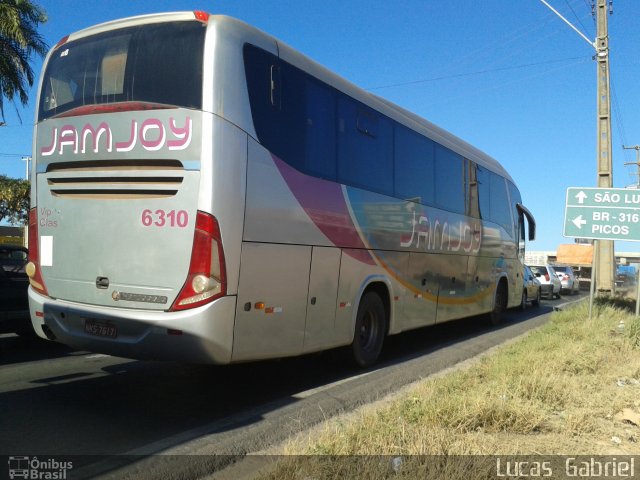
[303,246,341,352]
[232,242,311,361]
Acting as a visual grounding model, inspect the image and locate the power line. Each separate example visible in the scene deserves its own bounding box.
[366,55,591,91]
[564,0,593,37]
[611,80,633,174]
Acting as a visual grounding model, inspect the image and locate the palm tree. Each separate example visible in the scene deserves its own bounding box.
[0,0,47,122]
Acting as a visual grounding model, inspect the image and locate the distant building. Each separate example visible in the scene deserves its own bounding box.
[525,251,557,265]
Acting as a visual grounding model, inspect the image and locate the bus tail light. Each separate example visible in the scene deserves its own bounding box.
[26,208,49,296]
[170,211,226,311]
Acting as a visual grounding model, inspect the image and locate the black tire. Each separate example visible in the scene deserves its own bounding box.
[520,289,527,310]
[488,282,507,325]
[532,289,541,307]
[15,325,37,338]
[351,292,386,368]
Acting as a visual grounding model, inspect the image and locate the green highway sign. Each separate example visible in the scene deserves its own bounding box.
[564,187,640,242]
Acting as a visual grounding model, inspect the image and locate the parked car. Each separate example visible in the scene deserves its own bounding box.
[521,265,542,309]
[553,265,580,294]
[529,265,561,299]
[0,244,32,335]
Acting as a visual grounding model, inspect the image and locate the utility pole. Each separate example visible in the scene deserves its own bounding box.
[21,156,31,182]
[594,0,615,295]
[539,0,616,294]
[623,145,640,187]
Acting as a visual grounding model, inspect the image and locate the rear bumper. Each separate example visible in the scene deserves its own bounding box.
[540,284,554,298]
[28,288,236,364]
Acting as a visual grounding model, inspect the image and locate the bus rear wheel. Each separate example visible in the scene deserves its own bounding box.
[351,292,386,368]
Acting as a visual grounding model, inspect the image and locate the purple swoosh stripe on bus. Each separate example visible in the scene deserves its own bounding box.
[272,155,375,265]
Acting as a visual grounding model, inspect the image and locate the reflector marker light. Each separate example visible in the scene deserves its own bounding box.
[194,11,210,22]
[27,208,49,296]
[54,35,69,50]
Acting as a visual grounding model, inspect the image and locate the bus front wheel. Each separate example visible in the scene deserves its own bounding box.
[352,292,386,368]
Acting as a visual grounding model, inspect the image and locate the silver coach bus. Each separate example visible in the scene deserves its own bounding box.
[27,11,535,367]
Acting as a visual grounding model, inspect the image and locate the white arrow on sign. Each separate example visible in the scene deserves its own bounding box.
[572,215,587,229]
[575,191,588,204]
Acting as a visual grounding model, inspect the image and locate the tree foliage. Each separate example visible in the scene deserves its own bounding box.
[0,174,29,224]
[0,0,48,121]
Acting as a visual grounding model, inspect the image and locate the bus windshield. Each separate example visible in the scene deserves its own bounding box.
[38,21,206,120]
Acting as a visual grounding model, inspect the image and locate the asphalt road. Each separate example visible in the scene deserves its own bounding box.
[0,294,584,479]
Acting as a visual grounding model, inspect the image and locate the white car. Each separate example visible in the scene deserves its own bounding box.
[530,265,562,299]
[553,265,580,295]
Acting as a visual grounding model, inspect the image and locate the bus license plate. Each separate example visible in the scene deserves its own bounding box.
[84,319,118,338]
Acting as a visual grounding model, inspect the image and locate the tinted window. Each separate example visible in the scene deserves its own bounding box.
[491,173,513,236]
[394,126,435,205]
[477,166,514,236]
[303,80,337,180]
[244,44,509,214]
[245,46,281,151]
[245,45,337,180]
[337,97,393,195]
[508,181,523,243]
[530,266,548,276]
[434,145,465,214]
[39,21,205,120]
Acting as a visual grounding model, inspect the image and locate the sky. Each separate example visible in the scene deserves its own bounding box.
[1,0,639,253]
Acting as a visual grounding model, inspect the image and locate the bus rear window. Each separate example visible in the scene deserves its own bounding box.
[39,21,205,120]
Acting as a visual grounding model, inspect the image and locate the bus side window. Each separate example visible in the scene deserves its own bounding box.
[337,97,393,196]
[304,80,336,180]
[490,174,513,238]
[244,44,284,159]
[478,166,515,238]
[356,110,378,137]
[394,125,435,206]
[477,165,491,222]
[434,145,465,215]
